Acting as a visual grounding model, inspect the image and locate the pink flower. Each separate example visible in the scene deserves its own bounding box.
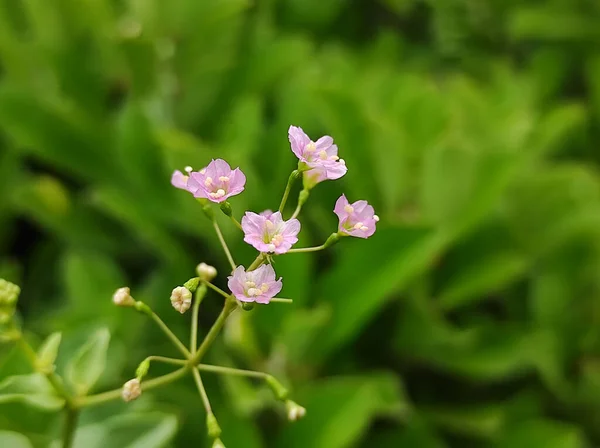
[228,265,282,304]
[241,210,300,254]
[334,194,379,238]
[174,159,246,202]
[288,126,347,187]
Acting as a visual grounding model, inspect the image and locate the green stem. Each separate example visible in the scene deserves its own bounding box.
[279,170,299,212]
[269,298,293,304]
[146,356,188,367]
[203,281,230,300]
[247,253,265,271]
[191,284,207,353]
[191,299,237,365]
[212,219,236,271]
[229,216,243,232]
[197,364,267,379]
[149,312,191,358]
[192,368,212,413]
[286,245,326,254]
[62,407,78,448]
[75,367,188,408]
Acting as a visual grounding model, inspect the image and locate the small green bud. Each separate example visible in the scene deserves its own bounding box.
[290,169,300,181]
[241,302,255,311]
[265,375,288,401]
[219,201,233,217]
[206,412,222,439]
[0,309,13,325]
[183,277,201,293]
[0,279,20,306]
[136,358,151,380]
[298,189,310,206]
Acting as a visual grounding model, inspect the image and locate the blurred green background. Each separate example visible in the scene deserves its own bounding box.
[1,0,600,446]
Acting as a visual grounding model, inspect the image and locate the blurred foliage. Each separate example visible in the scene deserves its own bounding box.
[1,0,600,446]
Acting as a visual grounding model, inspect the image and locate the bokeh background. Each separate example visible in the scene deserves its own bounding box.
[1,0,600,446]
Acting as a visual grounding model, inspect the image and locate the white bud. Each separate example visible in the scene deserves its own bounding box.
[113,287,135,307]
[285,400,306,421]
[373,215,380,222]
[170,286,192,314]
[196,263,217,282]
[122,378,141,402]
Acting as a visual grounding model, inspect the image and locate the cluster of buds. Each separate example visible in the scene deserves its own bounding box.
[0,279,20,325]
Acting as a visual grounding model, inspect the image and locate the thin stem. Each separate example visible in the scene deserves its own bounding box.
[247,253,265,271]
[269,298,293,304]
[62,408,78,448]
[203,281,230,300]
[191,284,208,353]
[287,244,326,254]
[229,216,243,231]
[197,364,267,379]
[192,368,212,413]
[191,299,237,365]
[290,202,303,220]
[146,356,188,367]
[212,219,236,271]
[149,312,191,358]
[75,367,188,408]
[279,170,299,212]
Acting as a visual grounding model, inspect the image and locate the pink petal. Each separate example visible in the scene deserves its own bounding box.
[171,170,189,190]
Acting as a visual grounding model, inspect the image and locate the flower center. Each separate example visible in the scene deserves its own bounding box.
[344,204,354,214]
[245,282,269,297]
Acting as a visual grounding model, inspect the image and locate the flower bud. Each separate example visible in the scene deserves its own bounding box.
[136,358,151,380]
[183,277,201,293]
[265,375,288,401]
[170,286,192,314]
[212,439,226,448]
[122,378,141,402]
[112,287,135,307]
[285,400,306,422]
[0,279,20,306]
[219,201,233,217]
[196,263,217,282]
[241,302,254,311]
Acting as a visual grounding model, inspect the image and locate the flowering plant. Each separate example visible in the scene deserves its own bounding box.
[0,126,377,447]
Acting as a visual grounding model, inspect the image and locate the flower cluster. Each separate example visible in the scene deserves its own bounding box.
[171,125,378,305]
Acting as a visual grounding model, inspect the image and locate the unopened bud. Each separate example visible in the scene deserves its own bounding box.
[0,279,20,306]
[0,309,13,325]
[122,379,141,402]
[196,263,217,282]
[212,439,226,448]
[112,287,135,307]
[170,286,192,314]
[265,375,288,401]
[206,412,221,439]
[285,400,306,422]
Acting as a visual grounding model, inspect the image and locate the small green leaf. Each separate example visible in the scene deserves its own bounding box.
[37,332,62,371]
[0,373,65,411]
[65,328,110,396]
[0,430,33,448]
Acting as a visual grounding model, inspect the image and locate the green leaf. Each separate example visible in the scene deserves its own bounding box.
[65,328,110,396]
[37,332,62,370]
[311,226,446,363]
[276,373,409,448]
[0,430,33,448]
[51,412,178,448]
[0,374,65,411]
[495,420,586,448]
[424,403,506,439]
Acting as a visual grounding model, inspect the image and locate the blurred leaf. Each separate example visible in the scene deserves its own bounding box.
[0,374,64,411]
[495,420,586,448]
[65,328,110,396]
[37,332,62,370]
[276,373,409,448]
[52,412,178,448]
[0,430,33,448]
[311,226,446,363]
[424,403,506,439]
